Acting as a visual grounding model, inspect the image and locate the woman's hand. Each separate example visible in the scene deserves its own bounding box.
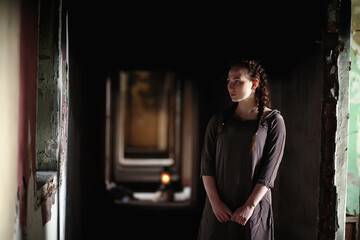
[231,204,255,226]
[210,199,233,223]
[231,184,268,225]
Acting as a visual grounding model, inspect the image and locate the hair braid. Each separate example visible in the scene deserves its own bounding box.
[251,61,270,150]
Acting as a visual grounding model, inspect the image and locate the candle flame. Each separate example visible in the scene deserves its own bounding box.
[161,172,171,184]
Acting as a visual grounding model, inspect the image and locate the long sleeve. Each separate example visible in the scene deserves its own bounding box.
[257,113,286,188]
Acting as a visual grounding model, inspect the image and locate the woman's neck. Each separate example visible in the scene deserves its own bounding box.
[234,100,258,120]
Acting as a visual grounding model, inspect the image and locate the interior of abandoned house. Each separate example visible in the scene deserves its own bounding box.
[2,0,360,239]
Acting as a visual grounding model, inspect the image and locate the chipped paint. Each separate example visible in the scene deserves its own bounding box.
[26,169,58,239]
[333,0,351,238]
[58,7,70,239]
[36,0,61,172]
[36,173,57,206]
[41,194,56,225]
[318,0,351,239]
[36,173,57,225]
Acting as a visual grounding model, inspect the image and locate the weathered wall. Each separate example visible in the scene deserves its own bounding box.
[318,0,351,239]
[0,0,69,239]
[36,0,61,171]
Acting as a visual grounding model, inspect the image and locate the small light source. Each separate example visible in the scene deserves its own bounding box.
[161,172,171,185]
[153,168,174,202]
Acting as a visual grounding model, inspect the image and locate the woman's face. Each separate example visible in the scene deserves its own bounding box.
[227,67,256,102]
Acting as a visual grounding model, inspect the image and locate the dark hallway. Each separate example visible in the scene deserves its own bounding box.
[1,0,355,239]
[67,2,324,239]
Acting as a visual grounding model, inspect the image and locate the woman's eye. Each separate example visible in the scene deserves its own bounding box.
[226,79,242,86]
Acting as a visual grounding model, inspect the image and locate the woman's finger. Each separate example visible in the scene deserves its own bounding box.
[219,212,228,223]
[220,212,229,222]
[216,214,224,223]
[226,208,233,216]
[240,217,248,226]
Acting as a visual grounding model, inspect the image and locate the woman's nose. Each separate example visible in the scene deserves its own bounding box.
[228,82,234,89]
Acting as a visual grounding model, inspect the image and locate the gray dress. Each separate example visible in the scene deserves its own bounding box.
[198,109,286,240]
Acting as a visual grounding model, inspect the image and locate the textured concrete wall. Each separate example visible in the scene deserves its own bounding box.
[36,0,60,171]
[318,0,351,239]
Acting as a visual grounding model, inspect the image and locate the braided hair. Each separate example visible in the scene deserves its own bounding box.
[218,58,271,151]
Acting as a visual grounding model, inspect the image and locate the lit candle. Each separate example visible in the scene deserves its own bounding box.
[161,172,171,185]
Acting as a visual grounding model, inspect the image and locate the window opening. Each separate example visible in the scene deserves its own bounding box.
[106,70,198,206]
[117,71,176,166]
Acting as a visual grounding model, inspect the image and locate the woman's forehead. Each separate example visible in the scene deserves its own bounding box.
[228,67,249,78]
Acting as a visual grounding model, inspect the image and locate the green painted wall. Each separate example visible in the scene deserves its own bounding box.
[347,0,360,215]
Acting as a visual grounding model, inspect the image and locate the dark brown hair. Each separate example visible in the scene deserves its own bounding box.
[218,58,271,151]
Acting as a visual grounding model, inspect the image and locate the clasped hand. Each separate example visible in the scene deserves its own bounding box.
[211,200,255,226]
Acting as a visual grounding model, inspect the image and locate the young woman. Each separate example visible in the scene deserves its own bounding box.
[198,59,286,240]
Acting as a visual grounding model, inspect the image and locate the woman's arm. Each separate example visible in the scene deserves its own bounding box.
[202,175,233,223]
[231,183,268,225]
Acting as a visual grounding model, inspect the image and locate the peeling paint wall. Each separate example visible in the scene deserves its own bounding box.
[58,3,69,239]
[318,0,351,239]
[0,0,68,239]
[23,173,58,240]
[36,0,60,171]
[347,0,360,216]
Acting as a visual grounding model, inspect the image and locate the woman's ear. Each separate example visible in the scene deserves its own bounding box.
[251,78,259,90]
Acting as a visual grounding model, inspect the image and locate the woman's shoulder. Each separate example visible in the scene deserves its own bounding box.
[264,108,282,118]
[263,108,286,129]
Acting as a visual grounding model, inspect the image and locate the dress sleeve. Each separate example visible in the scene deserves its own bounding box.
[200,113,220,177]
[257,113,286,188]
